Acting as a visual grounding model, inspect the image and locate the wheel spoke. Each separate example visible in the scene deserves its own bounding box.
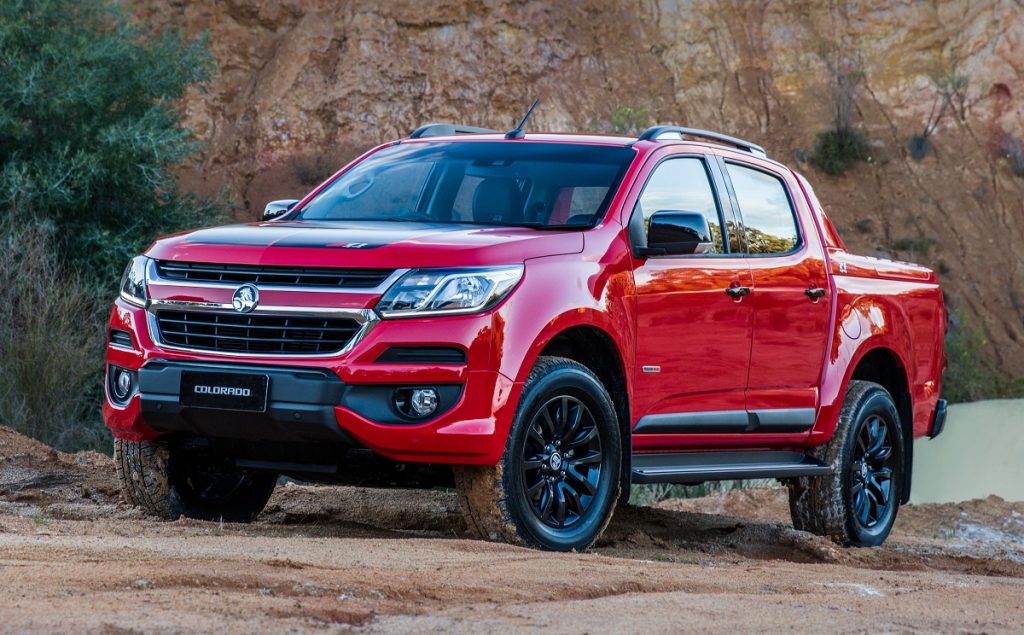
[564,403,584,443]
[539,481,556,520]
[526,478,545,500]
[569,450,602,468]
[870,444,893,463]
[563,483,584,517]
[554,483,568,526]
[568,425,598,450]
[527,424,546,449]
[565,466,597,496]
[540,407,557,437]
[523,455,545,471]
[866,475,888,506]
[558,397,571,437]
[852,485,869,524]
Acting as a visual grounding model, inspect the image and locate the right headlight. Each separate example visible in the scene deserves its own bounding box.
[376,266,524,318]
[119,256,150,307]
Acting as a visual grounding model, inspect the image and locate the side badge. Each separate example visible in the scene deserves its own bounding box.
[641,365,661,373]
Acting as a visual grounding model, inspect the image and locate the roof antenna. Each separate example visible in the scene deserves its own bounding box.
[505,99,540,139]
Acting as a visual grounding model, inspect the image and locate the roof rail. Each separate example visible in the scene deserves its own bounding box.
[408,123,498,139]
[636,125,767,157]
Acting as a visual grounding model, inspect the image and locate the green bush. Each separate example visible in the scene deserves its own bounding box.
[609,105,650,136]
[810,127,870,176]
[943,308,1024,403]
[0,0,225,451]
[0,0,225,290]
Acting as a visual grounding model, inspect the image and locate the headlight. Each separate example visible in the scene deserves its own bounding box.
[376,266,523,318]
[119,256,150,307]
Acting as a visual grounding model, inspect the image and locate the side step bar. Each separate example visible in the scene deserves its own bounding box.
[631,451,831,484]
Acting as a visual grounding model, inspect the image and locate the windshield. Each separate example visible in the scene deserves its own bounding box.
[296,142,635,228]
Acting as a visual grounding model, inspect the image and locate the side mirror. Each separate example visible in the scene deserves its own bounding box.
[263,199,299,221]
[639,210,714,257]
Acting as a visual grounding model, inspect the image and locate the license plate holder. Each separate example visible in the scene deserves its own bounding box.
[180,371,269,412]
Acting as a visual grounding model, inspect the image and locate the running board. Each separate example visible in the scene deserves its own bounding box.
[630,451,832,484]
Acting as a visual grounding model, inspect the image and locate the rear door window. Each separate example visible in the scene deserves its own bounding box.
[725,162,801,255]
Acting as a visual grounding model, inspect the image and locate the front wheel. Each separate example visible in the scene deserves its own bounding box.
[788,380,905,547]
[115,439,277,523]
[455,356,621,551]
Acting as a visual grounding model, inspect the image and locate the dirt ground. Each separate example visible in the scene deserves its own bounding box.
[1,426,1022,633]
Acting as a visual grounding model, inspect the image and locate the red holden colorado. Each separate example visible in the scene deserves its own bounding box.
[105,122,947,551]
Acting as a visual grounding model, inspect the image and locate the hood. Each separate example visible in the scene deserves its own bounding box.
[145,220,584,268]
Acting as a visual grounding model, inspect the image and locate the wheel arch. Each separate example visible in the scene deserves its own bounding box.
[535,325,632,505]
[847,345,915,504]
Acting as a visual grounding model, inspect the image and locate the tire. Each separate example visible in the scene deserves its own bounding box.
[454,356,622,551]
[787,380,905,547]
[115,439,277,523]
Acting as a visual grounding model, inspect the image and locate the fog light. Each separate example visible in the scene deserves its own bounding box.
[393,387,439,419]
[110,366,135,403]
[409,388,438,417]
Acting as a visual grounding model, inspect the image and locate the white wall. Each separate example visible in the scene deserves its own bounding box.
[911,399,1024,504]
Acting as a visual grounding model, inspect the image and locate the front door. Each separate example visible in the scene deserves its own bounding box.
[630,154,754,449]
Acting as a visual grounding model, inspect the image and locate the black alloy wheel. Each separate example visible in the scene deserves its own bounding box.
[453,356,621,551]
[849,414,896,529]
[521,394,604,529]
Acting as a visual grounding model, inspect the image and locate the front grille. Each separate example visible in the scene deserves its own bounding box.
[155,310,362,355]
[156,261,393,289]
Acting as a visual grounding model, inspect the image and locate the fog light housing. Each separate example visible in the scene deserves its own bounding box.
[393,387,439,419]
[108,365,137,405]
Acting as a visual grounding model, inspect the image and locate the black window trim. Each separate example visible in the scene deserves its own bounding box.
[627,152,741,259]
[717,156,805,258]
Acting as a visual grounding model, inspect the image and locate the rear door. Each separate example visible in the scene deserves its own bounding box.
[717,157,832,430]
[629,150,754,450]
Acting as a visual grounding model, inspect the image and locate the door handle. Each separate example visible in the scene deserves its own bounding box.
[805,287,827,299]
[725,285,751,298]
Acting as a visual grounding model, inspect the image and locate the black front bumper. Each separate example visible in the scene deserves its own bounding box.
[138,360,463,446]
[928,398,948,438]
[139,360,358,445]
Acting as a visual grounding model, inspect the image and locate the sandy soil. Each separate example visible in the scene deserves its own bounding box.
[1,426,1023,633]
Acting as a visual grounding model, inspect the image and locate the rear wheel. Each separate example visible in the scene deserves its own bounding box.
[115,439,276,523]
[788,380,904,547]
[454,356,621,551]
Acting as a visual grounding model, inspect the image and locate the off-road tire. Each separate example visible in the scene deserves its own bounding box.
[115,438,277,523]
[454,356,621,551]
[787,380,905,547]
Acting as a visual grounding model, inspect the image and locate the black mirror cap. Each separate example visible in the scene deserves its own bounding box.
[640,210,714,257]
[263,199,300,221]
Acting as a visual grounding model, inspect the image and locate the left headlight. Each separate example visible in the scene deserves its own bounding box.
[376,266,524,318]
[119,256,150,307]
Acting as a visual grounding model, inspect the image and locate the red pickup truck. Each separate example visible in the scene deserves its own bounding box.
[104,124,947,552]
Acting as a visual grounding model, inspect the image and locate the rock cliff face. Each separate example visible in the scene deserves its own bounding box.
[134,0,1024,377]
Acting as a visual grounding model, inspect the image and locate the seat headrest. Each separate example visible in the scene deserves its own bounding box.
[472,178,522,224]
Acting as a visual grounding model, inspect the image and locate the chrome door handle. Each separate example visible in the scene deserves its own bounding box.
[725,286,751,298]
[805,287,827,299]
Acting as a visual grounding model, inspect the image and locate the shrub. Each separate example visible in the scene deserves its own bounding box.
[609,105,651,135]
[0,0,225,291]
[0,223,107,452]
[0,0,224,452]
[810,127,870,176]
[942,308,1024,403]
